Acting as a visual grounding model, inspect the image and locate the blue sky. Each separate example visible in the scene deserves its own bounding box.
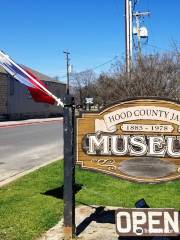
[0,0,179,82]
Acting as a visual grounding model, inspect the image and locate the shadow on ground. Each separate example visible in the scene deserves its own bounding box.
[76,206,179,240]
[42,183,83,199]
[42,187,179,240]
[76,206,115,235]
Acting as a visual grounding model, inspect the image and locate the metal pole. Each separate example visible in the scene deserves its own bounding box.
[133,11,150,61]
[63,51,75,239]
[125,0,130,76]
[129,0,133,68]
[135,13,142,61]
[63,94,75,240]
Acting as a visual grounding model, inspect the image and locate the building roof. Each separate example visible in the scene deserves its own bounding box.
[0,64,65,85]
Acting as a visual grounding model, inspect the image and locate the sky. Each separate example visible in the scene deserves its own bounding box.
[0,0,179,82]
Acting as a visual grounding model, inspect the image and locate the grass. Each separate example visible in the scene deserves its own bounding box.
[0,160,179,240]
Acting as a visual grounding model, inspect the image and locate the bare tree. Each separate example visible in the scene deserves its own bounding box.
[94,50,180,105]
[72,49,180,108]
[71,69,96,106]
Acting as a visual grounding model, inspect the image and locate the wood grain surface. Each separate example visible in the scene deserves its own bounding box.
[76,99,180,183]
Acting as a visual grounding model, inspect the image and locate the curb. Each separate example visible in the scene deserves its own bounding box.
[0,155,63,187]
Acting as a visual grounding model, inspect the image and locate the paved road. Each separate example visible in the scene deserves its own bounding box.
[0,121,63,183]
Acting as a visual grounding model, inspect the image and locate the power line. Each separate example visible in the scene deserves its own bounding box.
[74,56,118,75]
[92,56,118,70]
[58,56,118,79]
[146,43,171,52]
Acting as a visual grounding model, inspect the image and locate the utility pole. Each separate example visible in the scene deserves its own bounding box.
[129,0,133,69]
[133,11,150,60]
[125,0,130,76]
[125,0,150,72]
[63,51,70,94]
[125,0,133,76]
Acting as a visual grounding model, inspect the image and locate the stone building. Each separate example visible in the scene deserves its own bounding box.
[0,65,66,120]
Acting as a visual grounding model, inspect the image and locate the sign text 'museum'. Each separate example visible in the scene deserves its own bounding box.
[86,134,180,158]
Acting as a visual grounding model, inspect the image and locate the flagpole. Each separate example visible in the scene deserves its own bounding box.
[0,51,64,107]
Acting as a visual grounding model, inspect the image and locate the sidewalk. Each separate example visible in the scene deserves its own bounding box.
[0,117,63,128]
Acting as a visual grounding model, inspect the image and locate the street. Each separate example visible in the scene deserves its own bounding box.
[0,121,63,183]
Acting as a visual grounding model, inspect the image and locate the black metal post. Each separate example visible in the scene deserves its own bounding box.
[63,94,75,239]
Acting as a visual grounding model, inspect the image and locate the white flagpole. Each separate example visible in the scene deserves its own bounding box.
[0,51,64,107]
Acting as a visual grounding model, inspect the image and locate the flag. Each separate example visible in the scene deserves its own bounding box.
[25,68,55,105]
[0,51,64,106]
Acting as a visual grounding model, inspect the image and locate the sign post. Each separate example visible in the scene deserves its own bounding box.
[63,94,75,239]
[85,97,94,111]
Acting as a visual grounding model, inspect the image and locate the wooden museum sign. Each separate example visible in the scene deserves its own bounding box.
[76,98,180,183]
